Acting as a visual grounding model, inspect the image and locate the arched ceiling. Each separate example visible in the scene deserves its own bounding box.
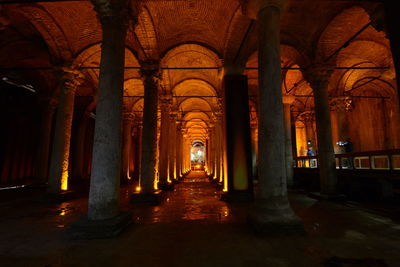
[0,0,393,123]
[161,44,222,91]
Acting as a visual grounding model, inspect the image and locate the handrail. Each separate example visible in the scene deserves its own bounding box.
[295,149,400,171]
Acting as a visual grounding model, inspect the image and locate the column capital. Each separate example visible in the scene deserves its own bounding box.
[302,63,335,91]
[91,0,139,27]
[56,66,84,93]
[140,59,160,80]
[241,0,287,19]
[299,111,315,123]
[159,94,172,110]
[330,97,354,112]
[169,111,178,120]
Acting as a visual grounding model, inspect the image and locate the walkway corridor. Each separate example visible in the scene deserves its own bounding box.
[131,171,244,223]
[0,172,400,266]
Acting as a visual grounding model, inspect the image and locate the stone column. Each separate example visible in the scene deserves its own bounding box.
[176,125,183,179]
[48,67,84,194]
[250,122,258,181]
[382,1,400,104]
[34,96,57,184]
[243,0,303,233]
[303,64,337,196]
[169,112,177,182]
[72,110,91,180]
[87,2,130,221]
[207,125,215,178]
[183,134,189,174]
[223,73,253,199]
[121,111,134,182]
[214,114,222,182]
[158,95,172,189]
[218,122,226,184]
[139,60,160,194]
[283,96,295,187]
[133,122,143,183]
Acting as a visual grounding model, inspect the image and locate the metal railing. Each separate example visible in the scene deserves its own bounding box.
[295,149,400,171]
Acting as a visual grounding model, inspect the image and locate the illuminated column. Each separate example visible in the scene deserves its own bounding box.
[176,125,183,179]
[72,110,91,180]
[207,124,215,177]
[223,72,253,198]
[158,95,172,188]
[250,120,258,181]
[34,96,57,184]
[244,0,303,233]
[212,126,217,179]
[168,112,177,181]
[139,60,160,194]
[303,64,337,196]
[184,136,190,173]
[214,114,222,181]
[86,2,131,221]
[217,121,225,183]
[133,122,143,182]
[121,111,134,182]
[48,67,83,194]
[283,96,295,187]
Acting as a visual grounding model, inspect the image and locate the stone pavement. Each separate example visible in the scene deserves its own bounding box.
[0,171,399,266]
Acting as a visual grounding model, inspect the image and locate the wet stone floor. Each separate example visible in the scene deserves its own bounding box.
[0,171,400,266]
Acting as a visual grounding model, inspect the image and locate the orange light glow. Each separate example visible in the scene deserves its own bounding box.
[154,177,159,190]
[136,186,141,192]
[61,171,68,191]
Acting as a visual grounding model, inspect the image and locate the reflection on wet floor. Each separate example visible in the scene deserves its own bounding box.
[1,171,400,266]
[131,171,244,224]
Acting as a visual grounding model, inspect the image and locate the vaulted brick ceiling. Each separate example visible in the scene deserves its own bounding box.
[0,0,394,135]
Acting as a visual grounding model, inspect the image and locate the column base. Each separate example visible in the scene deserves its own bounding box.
[42,190,75,203]
[130,190,164,205]
[172,179,180,184]
[248,200,305,236]
[308,192,346,201]
[221,191,253,203]
[68,211,132,239]
[158,182,175,191]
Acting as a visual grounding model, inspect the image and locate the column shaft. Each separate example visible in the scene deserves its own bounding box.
[121,113,133,181]
[139,61,159,193]
[133,124,142,183]
[224,75,253,193]
[249,3,302,232]
[383,1,400,105]
[88,13,127,220]
[159,100,170,185]
[169,114,177,180]
[283,103,294,187]
[48,68,82,194]
[307,66,338,196]
[176,128,182,179]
